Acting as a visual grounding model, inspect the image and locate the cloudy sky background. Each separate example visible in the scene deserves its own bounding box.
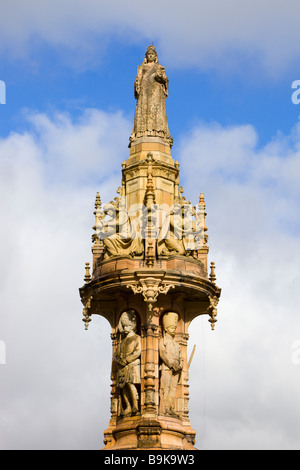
[1,0,300,450]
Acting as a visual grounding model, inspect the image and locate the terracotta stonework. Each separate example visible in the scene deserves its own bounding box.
[79,46,221,450]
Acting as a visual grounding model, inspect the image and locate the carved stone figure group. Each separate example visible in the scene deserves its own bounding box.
[95,201,203,261]
[114,310,183,418]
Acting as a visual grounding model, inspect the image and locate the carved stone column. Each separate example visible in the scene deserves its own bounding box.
[142,323,158,416]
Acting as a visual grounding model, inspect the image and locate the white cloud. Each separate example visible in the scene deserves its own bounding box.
[181,121,300,449]
[0,0,300,76]
[23,108,131,186]
[0,109,126,449]
[0,108,300,449]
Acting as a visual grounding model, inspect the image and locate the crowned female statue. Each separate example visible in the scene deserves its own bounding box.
[129,46,173,148]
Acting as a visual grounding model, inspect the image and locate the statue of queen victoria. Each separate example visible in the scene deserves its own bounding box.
[129,45,173,148]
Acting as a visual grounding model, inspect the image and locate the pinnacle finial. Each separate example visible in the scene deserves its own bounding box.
[82,295,93,331]
[209,262,216,285]
[198,192,208,246]
[84,262,91,284]
[208,295,219,331]
[95,192,102,209]
[144,154,156,209]
[199,192,206,208]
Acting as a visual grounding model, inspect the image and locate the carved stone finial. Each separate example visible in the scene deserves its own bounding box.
[209,262,216,284]
[208,295,219,330]
[84,262,91,283]
[95,192,102,209]
[92,192,105,267]
[92,192,104,243]
[144,154,156,209]
[199,192,205,207]
[82,295,93,330]
[198,192,208,246]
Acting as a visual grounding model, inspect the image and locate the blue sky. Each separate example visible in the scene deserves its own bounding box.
[1,0,300,451]
[1,31,300,148]
[1,54,299,147]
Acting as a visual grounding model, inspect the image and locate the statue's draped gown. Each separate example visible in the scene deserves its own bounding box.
[130,62,173,147]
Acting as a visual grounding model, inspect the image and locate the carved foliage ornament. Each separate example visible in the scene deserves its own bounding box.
[126,277,175,322]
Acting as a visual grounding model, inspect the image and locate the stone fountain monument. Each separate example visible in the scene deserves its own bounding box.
[79,46,221,450]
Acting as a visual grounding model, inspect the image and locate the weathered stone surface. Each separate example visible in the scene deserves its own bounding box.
[130,46,173,148]
[159,312,183,417]
[114,311,141,417]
